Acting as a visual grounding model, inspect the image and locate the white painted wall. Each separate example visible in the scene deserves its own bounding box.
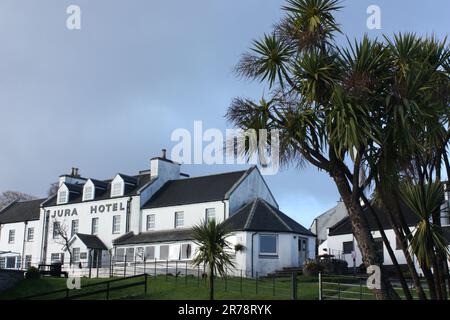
[141,201,226,232]
[227,168,277,215]
[43,197,135,264]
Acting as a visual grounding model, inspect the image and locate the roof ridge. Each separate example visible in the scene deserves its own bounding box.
[177,169,247,182]
[261,199,293,232]
[244,199,259,229]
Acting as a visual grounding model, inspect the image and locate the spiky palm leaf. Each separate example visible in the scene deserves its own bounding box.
[400,182,449,268]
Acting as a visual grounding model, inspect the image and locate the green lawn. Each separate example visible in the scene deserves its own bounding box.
[1,275,323,300]
[5,274,427,300]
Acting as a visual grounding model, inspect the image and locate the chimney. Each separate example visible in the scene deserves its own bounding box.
[71,167,79,177]
[150,149,180,180]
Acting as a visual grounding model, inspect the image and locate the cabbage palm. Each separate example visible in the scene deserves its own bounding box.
[191,220,235,300]
[227,0,449,300]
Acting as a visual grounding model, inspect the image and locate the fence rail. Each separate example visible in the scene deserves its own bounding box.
[17,273,148,300]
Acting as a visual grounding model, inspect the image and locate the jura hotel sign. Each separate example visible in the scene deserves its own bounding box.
[48,201,126,218]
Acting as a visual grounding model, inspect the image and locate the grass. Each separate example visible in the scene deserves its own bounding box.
[1,274,323,300]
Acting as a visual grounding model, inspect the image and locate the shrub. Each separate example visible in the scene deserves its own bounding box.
[25,266,41,280]
[303,260,321,276]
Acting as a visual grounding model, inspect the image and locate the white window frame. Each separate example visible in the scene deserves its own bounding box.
[25,255,32,269]
[180,243,192,260]
[159,245,169,260]
[259,234,278,256]
[174,211,184,228]
[91,217,99,235]
[27,227,34,242]
[58,190,68,205]
[53,221,60,239]
[71,219,79,237]
[146,214,155,231]
[112,215,121,234]
[205,208,216,223]
[145,246,155,260]
[111,181,123,198]
[8,229,15,243]
[83,185,94,201]
[73,248,81,263]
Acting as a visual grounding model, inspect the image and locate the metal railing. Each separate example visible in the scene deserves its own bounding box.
[17,273,148,300]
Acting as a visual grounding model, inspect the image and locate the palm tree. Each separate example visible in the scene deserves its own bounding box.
[191,220,235,300]
[226,0,449,299]
[401,181,450,299]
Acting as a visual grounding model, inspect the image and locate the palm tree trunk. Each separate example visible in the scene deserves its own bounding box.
[332,171,400,300]
[361,195,413,300]
[209,265,214,300]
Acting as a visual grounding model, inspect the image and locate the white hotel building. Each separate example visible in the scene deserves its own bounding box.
[0,152,315,277]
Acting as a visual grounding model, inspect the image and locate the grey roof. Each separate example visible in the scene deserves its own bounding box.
[0,199,45,224]
[43,172,153,207]
[113,229,194,245]
[223,198,315,236]
[328,202,421,236]
[75,233,108,250]
[142,169,249,209]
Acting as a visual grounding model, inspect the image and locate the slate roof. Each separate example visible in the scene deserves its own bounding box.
[113,229,194,245]
[142,169,250,209]
[223,198,315,236]
[328,203,421,236]
[43,172,153,207]
[75,233,108,250]
[0,199,45,224]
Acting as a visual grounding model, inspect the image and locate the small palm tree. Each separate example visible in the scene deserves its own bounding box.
[191,220,235,300]
[400,182,449,269]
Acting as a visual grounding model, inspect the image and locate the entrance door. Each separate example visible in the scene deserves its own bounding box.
[298,238,308,266]
[92,250,102,268]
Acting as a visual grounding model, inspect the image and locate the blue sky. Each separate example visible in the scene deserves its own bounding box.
[0,0,448,226]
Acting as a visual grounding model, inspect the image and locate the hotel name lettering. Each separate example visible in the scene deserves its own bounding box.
[49,201,126,218]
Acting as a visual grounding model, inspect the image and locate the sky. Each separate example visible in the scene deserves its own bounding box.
[0,0,448,227]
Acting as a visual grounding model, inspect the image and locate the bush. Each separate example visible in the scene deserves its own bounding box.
[25,266,41,280]
[303,260,321,276]
[318,259,348,275]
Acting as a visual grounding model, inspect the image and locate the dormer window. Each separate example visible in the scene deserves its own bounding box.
[83,182,95,201]
[58,189,68,205]
[111,182,123,197]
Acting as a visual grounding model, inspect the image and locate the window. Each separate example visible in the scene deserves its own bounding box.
[27,227,34,242]
[71,220,79,237]
[146,214,155,231]
[145,246,155,260]
[205,208,216,223]
[112,215,121,234]
[259,234,278,255]
[83,185,94,201]
[8,230,15,243]
[51,253,62,263]
[58,190,68,204]
[53,221,60,239]
[174,212,184,228]
[73,248,80,263]
[111,182,123,197]
[115,248,125,262]
[6,257,16,269]
[91,218,99,235]
[181,244,192,260]
[125,248,135,261]
[136,247,144,261]
[374,238,384,263]
[0,257,5,269]
[343,241,354,254]
[25,255,32,269]
[159,245,169,260]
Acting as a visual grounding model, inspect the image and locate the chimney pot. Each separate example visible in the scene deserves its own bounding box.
[71,167,79,177]
[162,149,167,159]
